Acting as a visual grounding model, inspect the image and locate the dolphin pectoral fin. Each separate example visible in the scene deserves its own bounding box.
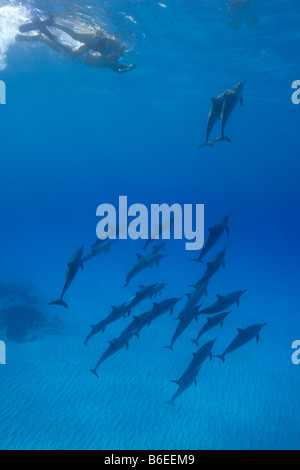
[166,400,175,407]
[256,334,260,343]
[90,369,99,379]
[215,355,225,363]
[209,352,213,362]
[198,141,215,149]
[170,380,181,386]
[48,299,68,308]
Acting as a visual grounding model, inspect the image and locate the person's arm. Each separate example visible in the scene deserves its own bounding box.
[85,52,135,73]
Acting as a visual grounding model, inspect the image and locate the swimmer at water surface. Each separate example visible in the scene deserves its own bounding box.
[16,16,136,73]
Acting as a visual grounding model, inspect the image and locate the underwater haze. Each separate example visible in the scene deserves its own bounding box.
[0,0,300,450]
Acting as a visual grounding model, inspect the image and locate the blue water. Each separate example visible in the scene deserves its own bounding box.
[0,0,300,450]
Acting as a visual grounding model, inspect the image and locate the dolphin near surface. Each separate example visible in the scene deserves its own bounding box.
[196,212,231,262]
[199,81,246,148]
[123,251,167,287]
[215,323,267,362]
[49,245,84,308]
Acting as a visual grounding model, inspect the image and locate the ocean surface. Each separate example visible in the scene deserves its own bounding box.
[0,0,300,450]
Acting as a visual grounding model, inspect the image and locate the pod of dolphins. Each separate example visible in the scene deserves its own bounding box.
[47,81,266,405]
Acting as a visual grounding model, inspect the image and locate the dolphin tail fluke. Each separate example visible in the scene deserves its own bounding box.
[191,339,199,347]
[48,299,68,308]
[213,136,231,144]
[166,400,175,407]
[164,345,173,351]
[190,258,203,263]
[198,141,215,149]
[90,369,99,378]
[215,355,225,363]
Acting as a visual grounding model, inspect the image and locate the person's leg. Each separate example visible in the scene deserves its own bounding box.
[55,42,90,57]
[16,34,61,53]
[52,22,93,44]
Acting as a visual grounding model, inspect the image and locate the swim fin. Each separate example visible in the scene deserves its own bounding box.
[48,299,68,308]
[19,16,56,41]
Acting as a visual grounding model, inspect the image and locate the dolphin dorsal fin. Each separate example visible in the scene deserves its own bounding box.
[211,98,218,105]
[133,315,138,320]
[139,285,146,290]
[111,305,118,311]
[136,253,143,260]
[217,294,223,301]
[206,262,212,269]
[208,227,215,233]
[237,328,244,333]
[186,293,192,299]
[206,317,212,322]
[153,302,159,309]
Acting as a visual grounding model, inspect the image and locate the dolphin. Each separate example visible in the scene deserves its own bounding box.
[199,290,246,315]
[182,338,217,379]
[49,245,84,308]
[123,252,167,287]
[177,279,208,320]
[198,89,228,148]
[165,306,200,350]
[141,217,174,251]
[195,213,231,262]
[167,366,201,406]
[151,241,168,254]
[192,312,231,347]
[118,297,183,341]
[215,323,267,362]
[90,331,136,378]
[19,15,56,41]
[203,246,227,281]
[214,81,246,143]
[199,81,246,147]
[82,239,115,263]
[84,302,132,345]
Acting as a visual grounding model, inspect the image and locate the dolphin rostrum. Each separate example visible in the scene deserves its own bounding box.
[192,312,231,347]
[123,252,167,287]
[199,290,246,315]
[215,323,267,362]
[195,212,231,262]
[49,245,84,308]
